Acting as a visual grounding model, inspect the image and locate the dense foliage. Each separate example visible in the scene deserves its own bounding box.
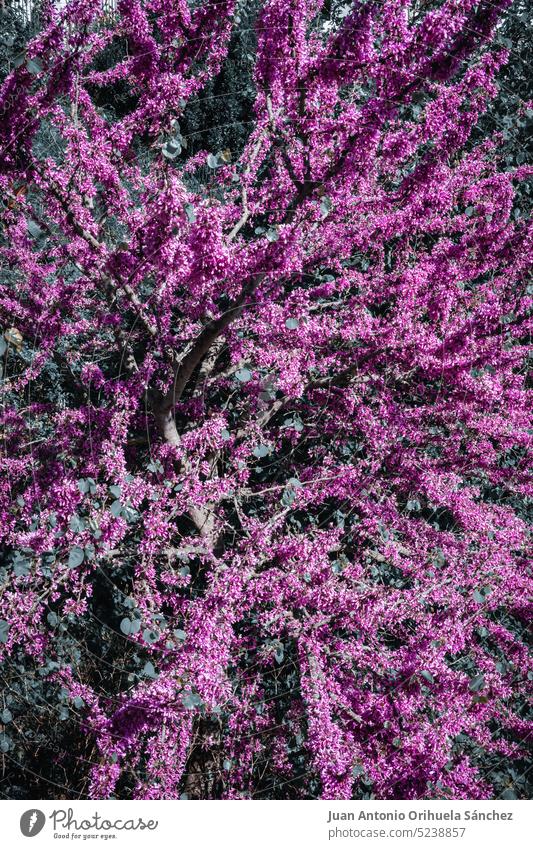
[0,0,531,800]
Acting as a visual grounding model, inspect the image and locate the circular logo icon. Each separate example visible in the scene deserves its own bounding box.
[20,810,46,837]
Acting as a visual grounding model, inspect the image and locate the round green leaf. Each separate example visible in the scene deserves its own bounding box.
[68,547,85,569]
[285,318,299,330]
[469,674,485,693]
[253,444,271,458]
[0,620,10,643]
[110,499,123,517]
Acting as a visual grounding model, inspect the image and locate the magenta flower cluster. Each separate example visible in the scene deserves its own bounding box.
[0,0,531,799]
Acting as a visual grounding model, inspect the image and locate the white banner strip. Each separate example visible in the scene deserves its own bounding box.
[3,799,532,849]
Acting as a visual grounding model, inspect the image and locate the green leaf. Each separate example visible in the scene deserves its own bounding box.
[0,620,10,643]
[162,148,179,161]
[123,504,139,523]
[110,499,123,517]
[84,543,96,560]
[12,552,31,577]
[26,57,43,74]
[266,228,279,242]
[282,489,296,507]
[473,586,491,604]
[77,478,96,494]
[69,514,85,533]
[378,521,390,542]
[142,661,158,679]
[469,674,485,693]
[27,219,42,238]
[181,690,203,709]
[68,547,85,569]
[235,368,252,383]
[285,317,299,330]
[109,485,122,498]
[420,670,435,685]
[120,618,132,636]
[173,629,186,642]
[253,444,271,458]
[320,196,333,217]
[431,548,446,568]
[207,153,219,168]
[162,137,181,159]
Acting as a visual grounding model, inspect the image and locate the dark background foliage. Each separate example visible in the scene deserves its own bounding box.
[0,0,531,800]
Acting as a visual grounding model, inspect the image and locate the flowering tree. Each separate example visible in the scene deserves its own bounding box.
[0,0,531,800]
